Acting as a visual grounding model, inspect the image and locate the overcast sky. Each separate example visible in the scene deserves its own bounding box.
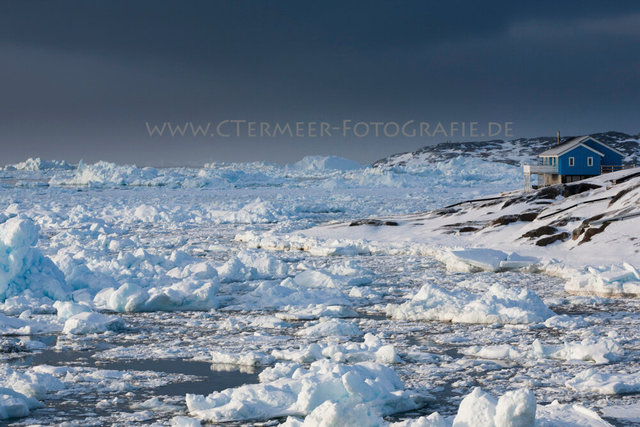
[1,1,639,165]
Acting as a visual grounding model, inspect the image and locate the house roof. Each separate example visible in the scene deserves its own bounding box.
[539,136,619,157]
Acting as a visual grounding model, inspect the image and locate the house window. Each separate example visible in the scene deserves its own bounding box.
[569,157,575,167]
[587,157,593,167]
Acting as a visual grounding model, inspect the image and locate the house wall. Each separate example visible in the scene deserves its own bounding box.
[542,174,562,186]
[558,145,601,176]
[581,138,623,166]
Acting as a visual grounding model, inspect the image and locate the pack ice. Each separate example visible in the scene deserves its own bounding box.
[1,154,639,425]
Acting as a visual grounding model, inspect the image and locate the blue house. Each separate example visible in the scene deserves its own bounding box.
[523,135,624,189]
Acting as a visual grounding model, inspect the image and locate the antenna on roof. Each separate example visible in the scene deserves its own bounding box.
[557,130,560,145]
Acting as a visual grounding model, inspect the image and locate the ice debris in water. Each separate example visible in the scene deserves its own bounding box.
[567,368,640,395]
[564,262,640,297]
[462,336,624,365]
[0,365,64,420]
[297,318,363,337]
[217,250,289,282]
[391,387,610,427]
[93,280,219,312]
[386,281,554,324]
[186,359,418,423]
[61,311,125,335]
[209,334,400,366]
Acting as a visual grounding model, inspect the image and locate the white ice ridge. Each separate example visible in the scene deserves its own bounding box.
[287,155,363,172]
[48,155,520,189]
[4,157,74,172]
[386,281,554,324]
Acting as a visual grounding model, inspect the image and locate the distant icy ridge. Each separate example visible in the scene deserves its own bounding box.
[5,157,75,171]
[287,155,363,171]
[46,156,519,189]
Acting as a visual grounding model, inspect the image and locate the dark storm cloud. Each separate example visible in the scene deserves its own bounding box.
[3,1,639,64]
[1,1,639,165]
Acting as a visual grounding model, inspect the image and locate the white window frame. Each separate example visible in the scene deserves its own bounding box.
[569,157,575,167]
[587,157,593,167]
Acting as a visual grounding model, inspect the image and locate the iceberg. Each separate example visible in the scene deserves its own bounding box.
[0,217,69,302]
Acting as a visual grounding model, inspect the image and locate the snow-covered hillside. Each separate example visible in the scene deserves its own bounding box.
[253,168,640,299]
[373,131,640,168]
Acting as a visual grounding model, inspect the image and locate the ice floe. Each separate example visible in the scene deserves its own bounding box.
[227,272,353,315]
[186,359,418,423]
[217,250,289,282]
[462,336,624,365]
[271,334,401,365]
[297,318,363,337]
[441,249,538,273]
[567,368,640,395]
[391,387,611,427]
[93,280,219,312]
[62,311,125,335]
[0,365,64,420]
[564,262,640,297]
[386,281,554,324]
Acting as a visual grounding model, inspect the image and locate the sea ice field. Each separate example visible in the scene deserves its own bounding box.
[1,156,639,426]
